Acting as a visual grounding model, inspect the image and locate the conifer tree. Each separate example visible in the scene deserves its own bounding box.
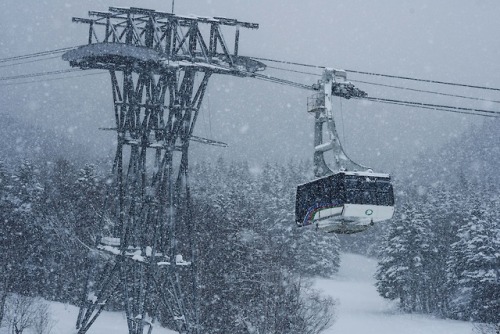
[376,203,432,312]
[447,206,500,324]
[6,161,45,295]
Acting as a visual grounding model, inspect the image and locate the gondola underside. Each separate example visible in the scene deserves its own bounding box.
[304,202,395,234]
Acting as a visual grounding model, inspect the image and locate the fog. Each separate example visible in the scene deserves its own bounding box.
[1,0,499,172]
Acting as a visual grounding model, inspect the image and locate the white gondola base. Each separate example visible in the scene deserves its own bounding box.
[311,204,395,234]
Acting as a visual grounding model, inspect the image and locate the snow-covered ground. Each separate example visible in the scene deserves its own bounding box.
[6,253,475,334]
[315,253,475,334]
[48,303,177,334]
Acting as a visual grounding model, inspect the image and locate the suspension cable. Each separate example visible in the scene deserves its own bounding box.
[365,98,498,118]
[250,72,313,90]
[251,55,500,92]
[250,56,324,69]
[1,48,499,118]
[4,47,500,93]
[351,79,500,104]
[0,47,75,63]
[261,62,500,104]
[244,69,500,118]
[362,96,500,118]
[0,71,107,87]
[0,69,82,81]
[0,55,62,69]
[265,65,321,77]
[346,69,500,92]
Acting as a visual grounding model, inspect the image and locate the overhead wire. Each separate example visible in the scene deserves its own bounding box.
[263,61,500,104]
[252,58,500,117]
[246,70,500,118]
[0,55,63,69]
[350,79,500,104]
[366,98,498,118]
[265,65,321,77]
[0,64,497,118]
[266,64,500,108]
[345,69,500,92]
[251,55,500,92]
[362,96,500,118]
[0,47,75,63]
[0,69,82,81]
[0,71,107,87]
[1,47,499,118]
[3,48,500,93]
[4,47,500,93]
[250,72,313,90]
[250,56,324,69]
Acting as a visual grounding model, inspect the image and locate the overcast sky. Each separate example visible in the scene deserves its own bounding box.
[1,0,499,174]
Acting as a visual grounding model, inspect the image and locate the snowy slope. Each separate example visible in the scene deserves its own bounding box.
[47,303,177,334]
[5,254,475,334]
[315,253,475,334]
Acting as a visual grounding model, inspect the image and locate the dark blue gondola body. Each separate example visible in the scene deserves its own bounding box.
[295,172,394,233]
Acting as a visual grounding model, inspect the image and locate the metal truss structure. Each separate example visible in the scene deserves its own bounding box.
[63,7,265,334]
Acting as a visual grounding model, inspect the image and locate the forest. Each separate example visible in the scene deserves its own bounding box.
[376,119,500,331]
[0,116,498,333]
[0,155,338,333]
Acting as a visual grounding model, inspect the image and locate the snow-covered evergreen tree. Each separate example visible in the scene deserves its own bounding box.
[422,186,465,315]
[0,160,13,325]
[4,161,45,295]
[191,159,337,333]
[376,202,433,312]
[73,164,102,244]
[447,204,500,325]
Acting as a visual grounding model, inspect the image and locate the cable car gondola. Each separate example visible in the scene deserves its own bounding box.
[295,69,395,234]
[296,171,394,234]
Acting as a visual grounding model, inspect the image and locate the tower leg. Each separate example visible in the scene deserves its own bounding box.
[76,67,211,334]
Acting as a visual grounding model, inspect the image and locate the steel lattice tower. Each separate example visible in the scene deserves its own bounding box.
[62,7,265,334]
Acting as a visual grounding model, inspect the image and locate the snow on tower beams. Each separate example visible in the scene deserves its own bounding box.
[67,7,265,74]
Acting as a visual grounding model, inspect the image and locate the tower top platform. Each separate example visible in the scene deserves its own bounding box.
[64,7,265,75]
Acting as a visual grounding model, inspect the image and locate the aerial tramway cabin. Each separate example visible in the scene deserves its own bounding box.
[295,69,395,234]
[295,171,394,234]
